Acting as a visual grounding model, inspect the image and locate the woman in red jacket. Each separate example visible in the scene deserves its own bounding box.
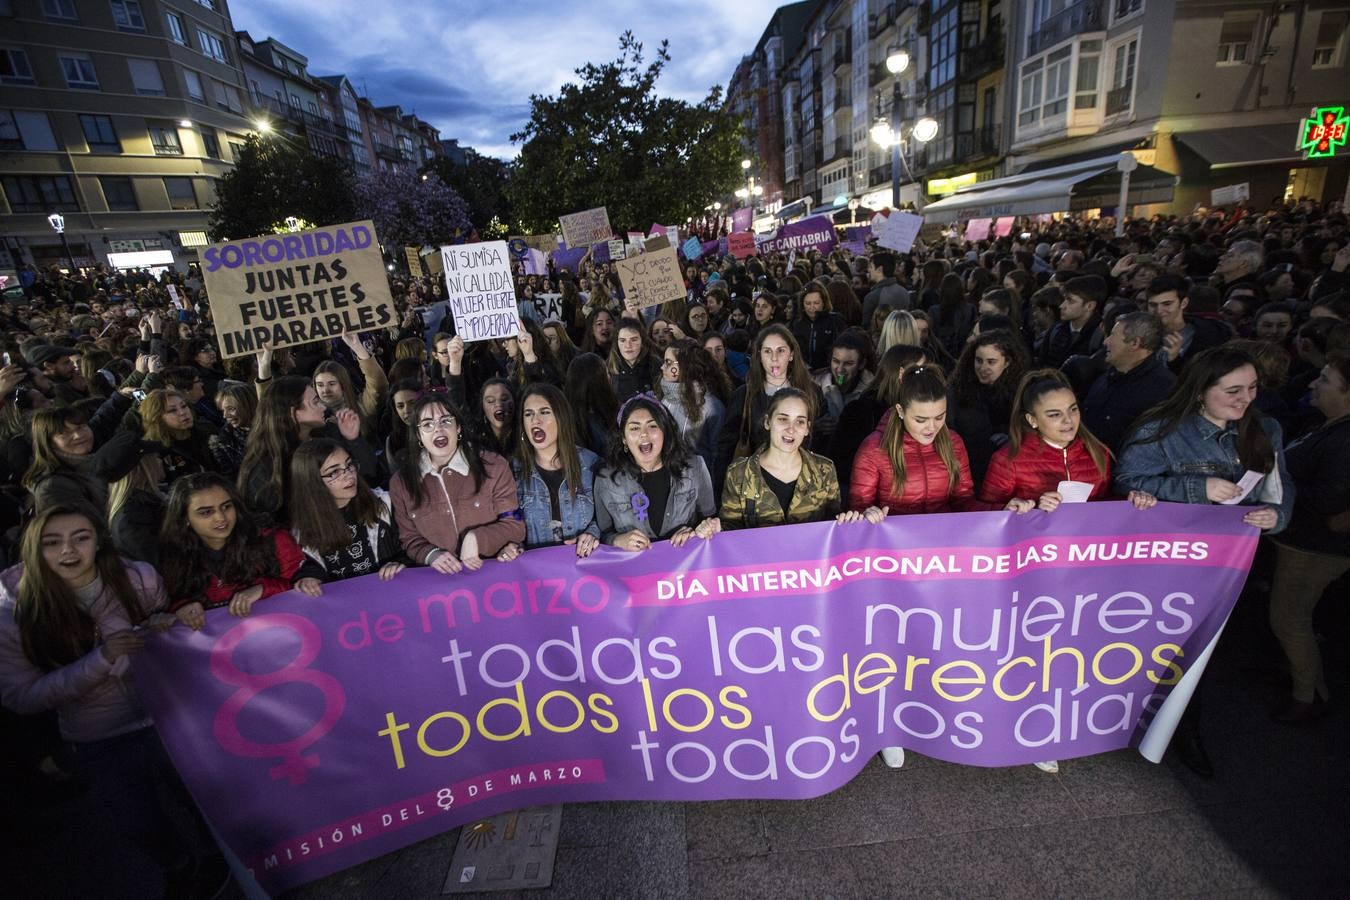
[978,369,1156,514]
[159,472,306,629]
[849,364,974,516]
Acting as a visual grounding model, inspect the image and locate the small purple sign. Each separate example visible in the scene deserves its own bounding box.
[550,247,587,274]
[135,504,1255,893]
[732,207,753,233]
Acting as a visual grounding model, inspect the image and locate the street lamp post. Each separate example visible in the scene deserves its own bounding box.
[47,213,76,274]
[870,48,938,211]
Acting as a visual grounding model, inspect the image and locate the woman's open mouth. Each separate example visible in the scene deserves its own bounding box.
[531,428,547,444]
[433,435,450,449]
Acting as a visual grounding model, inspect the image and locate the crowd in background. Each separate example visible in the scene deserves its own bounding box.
[2,198,1348,896]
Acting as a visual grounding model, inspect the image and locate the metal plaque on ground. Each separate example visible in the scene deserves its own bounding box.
[442,805,562,893]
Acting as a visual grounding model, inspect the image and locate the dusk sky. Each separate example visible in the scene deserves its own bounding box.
[231,0,786,160]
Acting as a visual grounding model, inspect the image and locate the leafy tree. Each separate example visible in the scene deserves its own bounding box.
[207,134,357,241]
[353,168,472,249]
[508,32,748,235]
[425,153,513,239]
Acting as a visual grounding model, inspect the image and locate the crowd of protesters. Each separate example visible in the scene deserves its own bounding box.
[2,198,1348,895]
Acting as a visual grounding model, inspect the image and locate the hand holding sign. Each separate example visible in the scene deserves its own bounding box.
[441,241,519,343]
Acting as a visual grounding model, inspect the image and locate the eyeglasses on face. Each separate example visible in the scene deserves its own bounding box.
[320,460,357,483]
[418,415,456,434]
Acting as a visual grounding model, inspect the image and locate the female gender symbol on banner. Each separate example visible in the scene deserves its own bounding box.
[210,613,347,785]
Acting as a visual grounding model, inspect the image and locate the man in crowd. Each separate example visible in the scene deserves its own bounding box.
[1146,275,1231,373]
[862,251,909,323]
[1040,274,1104,368]
[813,331,873,441]
[1081,312,1177,452]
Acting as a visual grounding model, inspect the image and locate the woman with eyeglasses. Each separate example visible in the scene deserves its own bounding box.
[389,393,525,573]
[288,439,408,592]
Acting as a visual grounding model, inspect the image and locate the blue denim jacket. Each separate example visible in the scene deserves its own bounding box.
[511,448,601,548]
[1114,413,1293,533]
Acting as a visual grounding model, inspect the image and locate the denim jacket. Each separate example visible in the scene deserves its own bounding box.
[1115,413,1293,533]
[511,449,602,548]
[594,456,717,542]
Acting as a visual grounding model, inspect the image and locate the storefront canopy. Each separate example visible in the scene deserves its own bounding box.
[1173,126,1304,169]
[921,155,1175,223]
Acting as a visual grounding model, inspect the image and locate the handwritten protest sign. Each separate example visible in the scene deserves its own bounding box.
[520,292,564,322]
[558,208,611,249]
[441,240,518,342]
[626,231,646,252]
[682,237,703,260]
[874,212,923,253]
[727,231,757,257]
[616,242,684,308]
[732,207,753,232]
[136,504,1256,894]
[964,218,992,241]
[201,220,395,359]
[166,284,183,309]
[607,238,626,261]
[511,234,559,253]
[404,246,425,277]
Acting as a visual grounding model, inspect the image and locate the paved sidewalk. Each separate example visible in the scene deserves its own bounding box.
[282,591,1350,899]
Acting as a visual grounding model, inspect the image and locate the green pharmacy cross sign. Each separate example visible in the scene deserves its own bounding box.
[1299,106,1349,159]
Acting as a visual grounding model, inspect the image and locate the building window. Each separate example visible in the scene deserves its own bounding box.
[41,0,78,22]
[128,59,165,96]
[193,0,216,9]
[101,176,138,211]
[1,110,58,150]
[928,6,959,91]
[165,11,186,44]
[228,140,245,160]
[1075,39,1101,109]
[211,79,242,113]
[1218,12,1257,64]
[60,54,100,90]
[199,129,219,158]
[149,124,183,156]
[110,0,145,31]
[183,69,205,101]
[196,28,229,63]
[1042,45,1072,117]
[1018,58,1043,126]
[164,177,198,209]
[1,174,79,212]
[1,48,34,85]
[1312,12,1347,67]
[1111,0,1143,24]
[80,114,120,152]
[1108,36,1138,114]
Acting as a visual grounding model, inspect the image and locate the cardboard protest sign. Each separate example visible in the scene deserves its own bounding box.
[727,231,757,257]
[440,241,519,343]
[616,243,684,309]
[993,217,1015,237]
[558,208,611,249]
[643,235,670,253]
[874,212,923,253]
[404,246,425,277]
[511,234,559,253]
[607,238,626,261]
[201,220,395,359]
[682,236,703,260]
[964,218,992,241]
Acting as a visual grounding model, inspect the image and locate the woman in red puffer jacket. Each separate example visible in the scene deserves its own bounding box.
[849,364,974,515]
[978,368,1156,512]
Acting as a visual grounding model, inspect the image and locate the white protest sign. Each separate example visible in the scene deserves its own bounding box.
[166,284,183,309]
[1210,184,1250,207]
[607,238,626,261]
[441,241,519,342]
[874,212,923,252]
[558,208,612,249]
[524,292,565,322]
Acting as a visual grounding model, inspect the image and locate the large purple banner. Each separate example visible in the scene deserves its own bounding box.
[754,214,839,255]
[135,504,1255,893]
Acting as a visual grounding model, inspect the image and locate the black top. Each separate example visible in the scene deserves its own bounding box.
[538,466,566,525]
[639,468,673,538]
[321,503,380,579]
[760,465,797,515]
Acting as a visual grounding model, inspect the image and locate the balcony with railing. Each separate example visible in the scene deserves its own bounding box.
[823,136,851,164]
[959,32,1005,80]
[1105,85,1132,116]
[833,47,851,72]
[955,123,1002,161]
[374,141,404,162]
[1026,0,1104,57]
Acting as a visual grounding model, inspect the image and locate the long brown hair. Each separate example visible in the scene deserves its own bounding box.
[16,503,145,671]
[289,438,386,555]
[22,406,89,490]
[736,324,817,457]
[237,375,312,518]
[1126,346,1274,473]
[1008,369,1110,478]
[140,388,192,444]
[313,360,362,413]
[880,364,961,494]
[607,316,654,374]
[395,393,487,507]
[515,383,584,500]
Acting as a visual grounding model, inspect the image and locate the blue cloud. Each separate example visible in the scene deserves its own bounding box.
[231,0,783,158]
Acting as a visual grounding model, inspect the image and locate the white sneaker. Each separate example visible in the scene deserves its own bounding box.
[1033,760,1059,773]
[880,747,905,768]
